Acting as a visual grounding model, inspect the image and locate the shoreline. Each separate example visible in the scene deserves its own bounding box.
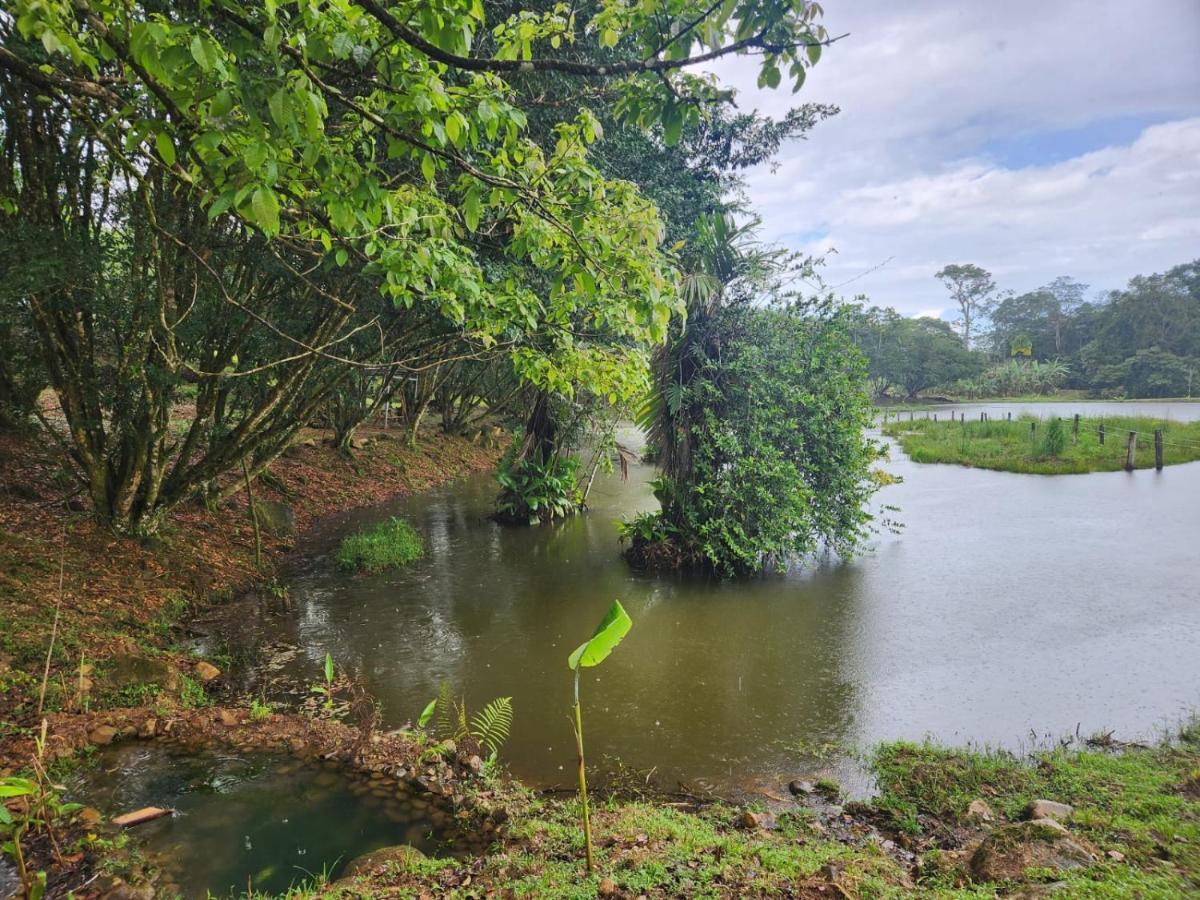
[2,427,1199,897]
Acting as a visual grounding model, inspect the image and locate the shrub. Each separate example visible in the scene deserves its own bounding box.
[494,455,581,525]
[335,517,424,572]
[1039,417,1067,457]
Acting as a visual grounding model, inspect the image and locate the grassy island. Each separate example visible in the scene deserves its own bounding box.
[883,415,1200,474]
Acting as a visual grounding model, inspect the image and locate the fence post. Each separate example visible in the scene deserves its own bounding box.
[1125,431,1136,471]
[909,410,914,421]
[933,413,938,422]
[1099,423,1105,445]
[1155,429,1164,471]
[1073,414,1079,442]
[1007,412,1012,422]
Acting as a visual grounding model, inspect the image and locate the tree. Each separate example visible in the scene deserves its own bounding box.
[1,0,837,531]
[630,213,876,576]
[936,264,995,348]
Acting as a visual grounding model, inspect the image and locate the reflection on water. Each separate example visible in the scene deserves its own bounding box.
[279,402,1200,794]
[69,745,464,899]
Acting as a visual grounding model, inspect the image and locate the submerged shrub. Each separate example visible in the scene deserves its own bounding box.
[494,455,582,525]
[336,517,424,572]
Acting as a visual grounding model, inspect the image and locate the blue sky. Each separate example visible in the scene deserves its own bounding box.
[712,0,1200,317]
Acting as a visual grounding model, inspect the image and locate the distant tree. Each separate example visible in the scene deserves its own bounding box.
[936,264,996,348]
[1043,276,1089,354]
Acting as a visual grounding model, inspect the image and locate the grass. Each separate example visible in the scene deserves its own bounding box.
[307,721,1200,898]
[871,723,1200,896]
[883,415,1200,474]
[334,516,424,573]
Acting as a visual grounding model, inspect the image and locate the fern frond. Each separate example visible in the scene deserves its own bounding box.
[434,681,457,740]
[470,696,513,757]
[456,695,469,741]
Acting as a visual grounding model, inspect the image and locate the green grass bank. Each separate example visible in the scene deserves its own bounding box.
[883,415,1200,474]
[309,721,1200,898]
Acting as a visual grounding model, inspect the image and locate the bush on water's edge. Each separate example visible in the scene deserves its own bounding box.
[335,517,424,572]
[883,414,1200,474]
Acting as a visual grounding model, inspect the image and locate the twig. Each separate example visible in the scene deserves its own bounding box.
[37,522,68,716]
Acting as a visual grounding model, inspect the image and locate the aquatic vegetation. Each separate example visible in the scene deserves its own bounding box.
[568,600,633,873]
[495,455,582,525]
[335,517,424,573]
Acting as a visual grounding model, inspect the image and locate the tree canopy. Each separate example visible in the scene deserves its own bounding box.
[0,0,837,530]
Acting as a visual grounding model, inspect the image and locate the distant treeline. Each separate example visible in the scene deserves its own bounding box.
[848,259,1200,400]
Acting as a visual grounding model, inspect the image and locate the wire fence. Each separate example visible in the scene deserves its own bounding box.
[876,406,1200,463]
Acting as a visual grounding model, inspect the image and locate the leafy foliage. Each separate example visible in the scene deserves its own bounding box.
[635,302,879,576]
[335,517,424,573]
[428,683,514,761]
[494,454,582,525]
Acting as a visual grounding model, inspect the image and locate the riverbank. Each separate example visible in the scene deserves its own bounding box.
[0,425,502,747]
[313,721,1200,898]
[883,415,1200,474]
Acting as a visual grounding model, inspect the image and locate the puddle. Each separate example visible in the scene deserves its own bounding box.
[70,743,472,897]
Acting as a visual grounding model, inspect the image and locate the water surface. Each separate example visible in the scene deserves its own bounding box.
[71,745,464,898]
[276,401,1200,794]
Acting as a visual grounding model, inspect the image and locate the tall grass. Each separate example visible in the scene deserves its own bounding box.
[335,517,424,572]
[883,415,1200,474]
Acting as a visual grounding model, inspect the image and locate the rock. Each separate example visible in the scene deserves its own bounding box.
[78,807,104,827]
[100,653,182,697]
[194,661,221,683]
[111,807,172,828]
[89,725,119,746]
[597,878,619,897]
[256,500,295,537]
[1030,816,1069,835]
[789,780,816,796]
[1106,849,1125,862]
[102,883,156,900]
[465,754,484,774]
[1023,799,1074,822]
[736,811,778,831]
[966,799,996,823]
[216,708,241,727]
[970,820,1098,884]
[136,718,158,739]
[342,845,426,877]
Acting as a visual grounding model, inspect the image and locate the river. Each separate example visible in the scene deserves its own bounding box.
[269,400,1200,795]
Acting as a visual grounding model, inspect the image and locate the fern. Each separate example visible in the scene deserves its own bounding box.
[470,696,513,757]
[434,681,466,741]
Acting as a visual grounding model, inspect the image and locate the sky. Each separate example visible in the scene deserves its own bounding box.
[709,0,1200,318]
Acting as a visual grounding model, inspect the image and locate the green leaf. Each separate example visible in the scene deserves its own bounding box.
[807,42,822,66]
[463,190,481,232]
[155,132,175,166]
[418,698,437,728]
[421,153,436,183]
[662,106,683,146]
[189,34,211,71]
[324,652,334,684]
[568,600,632,670]
[250,186,280,234]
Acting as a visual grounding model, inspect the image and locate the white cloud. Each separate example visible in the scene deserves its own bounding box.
[707,0,1200,313]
